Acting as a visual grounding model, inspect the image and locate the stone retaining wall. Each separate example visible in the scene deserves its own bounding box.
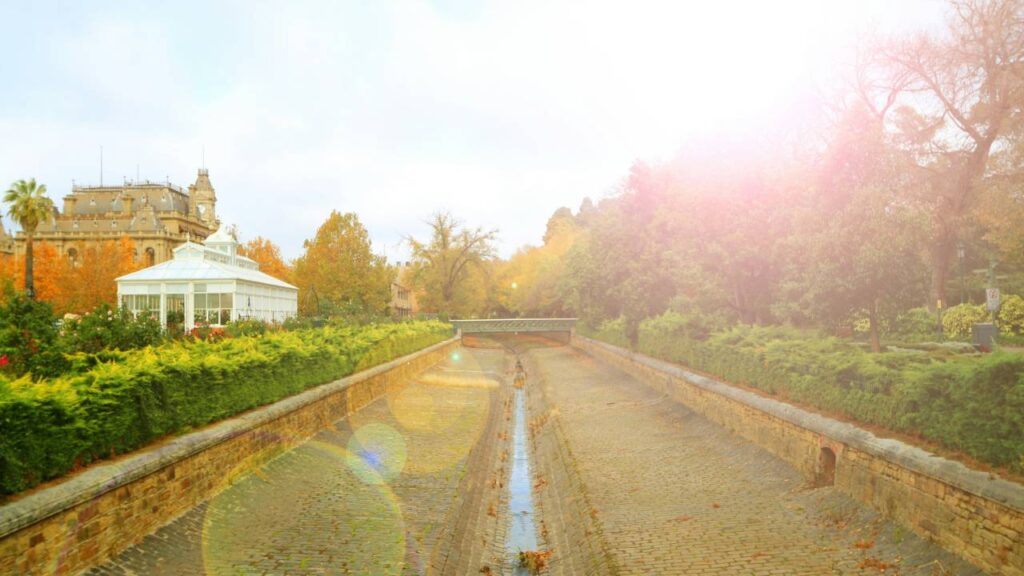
[574,335,1024,576]
[0,338,459,576]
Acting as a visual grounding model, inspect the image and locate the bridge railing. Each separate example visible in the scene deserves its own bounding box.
[450,318,577,334]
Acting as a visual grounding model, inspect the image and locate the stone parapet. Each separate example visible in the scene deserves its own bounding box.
[0,337,458,576]
[574,335,1023,576]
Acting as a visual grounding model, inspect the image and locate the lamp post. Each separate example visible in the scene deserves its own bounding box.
[987,257,999,325]
[957,241,966,305]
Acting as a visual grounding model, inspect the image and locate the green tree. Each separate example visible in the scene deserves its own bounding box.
[407,212,497,317]
[3,178,54,298]
[779,104,929,351]
[498,206,579,317]
[292,211,392,317]
[0,281,66,377]
[558,163,677,344]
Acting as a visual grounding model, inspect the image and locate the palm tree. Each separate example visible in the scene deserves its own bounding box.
[3,179,54,298]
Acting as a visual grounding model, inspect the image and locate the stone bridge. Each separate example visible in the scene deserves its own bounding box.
[1,334,1020,575]
[451,317,577,334]
[451,318,576,343]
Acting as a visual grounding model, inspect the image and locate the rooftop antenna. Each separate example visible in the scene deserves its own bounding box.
[100,146,104,186]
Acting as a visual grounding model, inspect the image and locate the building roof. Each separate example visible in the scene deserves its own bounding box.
[204,225,237,244]
[117,241,296,289]
[57,184,191,218]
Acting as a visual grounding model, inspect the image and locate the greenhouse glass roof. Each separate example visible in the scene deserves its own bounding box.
[116,238,296,290]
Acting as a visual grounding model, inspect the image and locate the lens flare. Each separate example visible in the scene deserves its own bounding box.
[202,439,405,575]
[346,422,408,484]
[386,366,495,475]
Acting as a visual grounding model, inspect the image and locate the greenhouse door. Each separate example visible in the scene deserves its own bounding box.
[166,294,185,336]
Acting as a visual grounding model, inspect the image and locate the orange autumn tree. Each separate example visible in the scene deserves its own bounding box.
[0,254,17,301]
[18,238,141,315]
[239,236,293,284]
[67,238,141,313]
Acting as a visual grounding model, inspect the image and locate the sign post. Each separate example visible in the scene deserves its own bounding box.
[986,287,1001,312]
[987,288,1001,326]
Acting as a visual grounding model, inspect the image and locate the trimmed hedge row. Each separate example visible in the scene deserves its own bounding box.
[0,321,451,496]
[584,312,1024,473]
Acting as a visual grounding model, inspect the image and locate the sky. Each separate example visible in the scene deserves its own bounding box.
[0,0,947,261]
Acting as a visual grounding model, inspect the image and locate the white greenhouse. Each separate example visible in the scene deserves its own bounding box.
[116,227,298,334]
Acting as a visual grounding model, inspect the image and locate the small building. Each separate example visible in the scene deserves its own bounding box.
[116,226,297,333]
[389,262,418,319]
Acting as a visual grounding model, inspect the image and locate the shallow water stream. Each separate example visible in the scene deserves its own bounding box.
[506,384,539,574]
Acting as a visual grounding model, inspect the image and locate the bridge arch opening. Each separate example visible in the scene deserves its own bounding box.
[817,447,836,487]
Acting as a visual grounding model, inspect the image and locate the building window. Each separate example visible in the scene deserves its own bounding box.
[67,248,78,266]
[145,247,155,266]
[121,294,160,319]
[194,292,232,325]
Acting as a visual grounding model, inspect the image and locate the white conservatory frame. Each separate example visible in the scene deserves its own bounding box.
[116,228,297,333]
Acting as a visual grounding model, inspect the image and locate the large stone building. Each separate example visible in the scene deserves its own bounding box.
[0,222,14,256]
[12,169,219,266]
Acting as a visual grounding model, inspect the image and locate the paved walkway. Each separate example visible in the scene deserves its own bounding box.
[526,345,984,576]
[87,348,507,576]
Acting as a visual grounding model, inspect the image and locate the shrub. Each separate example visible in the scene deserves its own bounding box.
[887,307,939,340]
[0,320,451,495]
[942,303,989,339]
[224,319,269,338]
[998,294,1024,335]
[0,285,67,378]
[283,316,320,331]
[589,311,1024,473]
[59,303,164,355]
[190,323,226,342]
[584,317,629,349]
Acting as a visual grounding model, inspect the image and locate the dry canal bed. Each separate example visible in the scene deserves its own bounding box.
[85,336,986,575]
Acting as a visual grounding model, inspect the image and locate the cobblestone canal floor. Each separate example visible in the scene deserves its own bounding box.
[85,338,988,575]
[522,343,984,576]
[87,347,510,576]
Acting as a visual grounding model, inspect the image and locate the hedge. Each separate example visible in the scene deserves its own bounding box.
[584,312,1024,474]
[0,321,451,496]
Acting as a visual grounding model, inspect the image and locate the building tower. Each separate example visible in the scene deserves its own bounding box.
[188,168,218,227]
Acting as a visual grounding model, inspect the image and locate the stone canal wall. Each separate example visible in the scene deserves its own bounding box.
[574,335,1024,576]
[0,338,459,576]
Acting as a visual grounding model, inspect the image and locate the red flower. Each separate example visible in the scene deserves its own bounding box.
[0,355,8,367]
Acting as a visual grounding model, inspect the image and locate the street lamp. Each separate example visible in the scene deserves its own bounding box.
[957,241,966,305]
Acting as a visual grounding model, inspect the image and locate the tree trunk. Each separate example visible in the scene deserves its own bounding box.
[930,235,951,310]
[732,279,754,324]
[625,315,640,350]
[24,233,34,299]
[930,136,995,310]
[867,300,881,353]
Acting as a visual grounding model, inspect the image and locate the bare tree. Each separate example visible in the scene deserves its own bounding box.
[406,212,498,316]
[855,0,1024,306]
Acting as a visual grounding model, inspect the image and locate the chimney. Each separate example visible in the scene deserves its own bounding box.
[63,196,77,215]
[123,195,134,215]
